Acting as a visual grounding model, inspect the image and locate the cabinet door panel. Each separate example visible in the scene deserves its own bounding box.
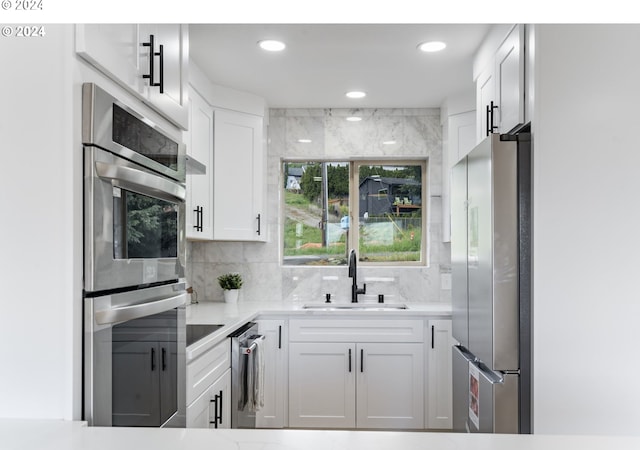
[76,24,144,96]
[112,341,160,426]
[185,89,214,240]
[476,66,495,143]
[159,341,178,424]
[186,383,212,428]
[257,320,287,428]
[186,369,231,429]
[356,343,424,429]
[145,24,189,129]
[213,109,264,241]
[210,368,232,429]
[495,25,524,134]
[289,342,355,428]
[427,319,453,429]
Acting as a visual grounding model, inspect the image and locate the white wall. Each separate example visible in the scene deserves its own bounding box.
[0,25,183,421]
[532,24,640,435]
[0,26,78,419]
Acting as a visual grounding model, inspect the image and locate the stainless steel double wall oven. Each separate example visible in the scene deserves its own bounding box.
[82,83,187,427]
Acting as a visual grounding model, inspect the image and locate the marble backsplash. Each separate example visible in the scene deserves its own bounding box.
[187,108,451,305]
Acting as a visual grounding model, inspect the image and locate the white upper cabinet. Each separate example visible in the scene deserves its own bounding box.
[184,88,214,240]
[212,109,266,242]
[76,24,189,130]
[475,24,525,142]
[448,111,477,168]
[476,65,496,142]
[139,25,189,129]
[442,110,476,242]
[494,25,525,134]
[75,25,144,95]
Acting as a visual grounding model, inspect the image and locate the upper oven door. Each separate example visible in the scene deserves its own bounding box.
[82,83,185,183]
[84,146,186,293]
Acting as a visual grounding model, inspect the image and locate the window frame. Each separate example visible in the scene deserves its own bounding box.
[281,158,428,267]
[350,159,428,267]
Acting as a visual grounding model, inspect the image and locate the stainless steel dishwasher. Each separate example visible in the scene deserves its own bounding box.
[228,322,265,428]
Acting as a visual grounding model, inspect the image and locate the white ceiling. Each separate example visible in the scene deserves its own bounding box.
[189,24,491,109]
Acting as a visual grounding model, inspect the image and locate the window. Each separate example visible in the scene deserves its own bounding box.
[282,160,426,266]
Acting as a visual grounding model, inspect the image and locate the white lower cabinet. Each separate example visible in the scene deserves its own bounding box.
[357,343,424,429]
[186,368,231,428]
[256,319,288,428]
[186,338,231,428]
[288,319,425,430]
[427,319,453,429]
[289,342,356,429]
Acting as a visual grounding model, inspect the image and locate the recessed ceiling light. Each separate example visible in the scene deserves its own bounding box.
[258,40,286,52]
[345,91,366,99]
[297,139,312,143]
[418,41,446,53]
[346,116,362,122]
[383,140,397,145]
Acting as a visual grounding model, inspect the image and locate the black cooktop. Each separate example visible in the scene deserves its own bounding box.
[186,324,225,346]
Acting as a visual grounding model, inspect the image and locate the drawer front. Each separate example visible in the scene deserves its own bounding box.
[289,319,424,343]
[186,338,230,405]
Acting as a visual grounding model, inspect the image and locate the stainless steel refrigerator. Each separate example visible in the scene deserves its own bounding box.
[451,130,531,434]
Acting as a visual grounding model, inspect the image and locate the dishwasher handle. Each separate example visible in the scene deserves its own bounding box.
[228,321,258,338]
[241,335,265,354]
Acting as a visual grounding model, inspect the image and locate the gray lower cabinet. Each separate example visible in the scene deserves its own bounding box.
[112,341,177,426]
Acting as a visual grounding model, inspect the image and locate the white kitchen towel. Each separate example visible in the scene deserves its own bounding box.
[248,336,265,412]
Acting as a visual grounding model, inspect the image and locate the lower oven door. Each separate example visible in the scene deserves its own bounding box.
[84,282,186,427]
[84,146,186,293]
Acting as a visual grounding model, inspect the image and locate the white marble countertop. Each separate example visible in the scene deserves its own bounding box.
[185,300,451,361]
[3,419,640,450]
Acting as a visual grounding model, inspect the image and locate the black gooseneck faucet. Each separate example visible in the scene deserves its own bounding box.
[348,249,366,302]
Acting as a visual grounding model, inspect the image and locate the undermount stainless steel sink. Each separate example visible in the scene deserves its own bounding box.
[302,304,408,311]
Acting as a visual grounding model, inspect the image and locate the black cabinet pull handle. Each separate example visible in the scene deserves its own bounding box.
[348,349,352,372]
[360,349,364,373]
[486,101,499,136]
[278,325,282,349]
[485,104,491,137]
[431,325,435,349]
[158,44,164,94]
[193,206,203,232]
[142,35,163,92]
[209,396,218,428]
[489,100,499,134]
[256,214,261,235]
[162,347,167,371]
[210,392,222,428]
[150,347,156,371]
[142,34,155,86]
[218,390,223,426]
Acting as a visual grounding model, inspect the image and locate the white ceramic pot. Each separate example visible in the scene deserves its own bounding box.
[223,289,239,303]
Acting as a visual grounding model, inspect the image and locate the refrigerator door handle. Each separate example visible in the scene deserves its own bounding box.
[473,360,504,385]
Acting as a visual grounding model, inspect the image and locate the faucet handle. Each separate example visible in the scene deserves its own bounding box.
[325,293,331,303]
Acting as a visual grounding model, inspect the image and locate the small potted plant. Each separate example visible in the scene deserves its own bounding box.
[217,273,243,303]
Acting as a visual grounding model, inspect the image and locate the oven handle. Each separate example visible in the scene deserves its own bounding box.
[95,161,186,203]
[95,292,187,325]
